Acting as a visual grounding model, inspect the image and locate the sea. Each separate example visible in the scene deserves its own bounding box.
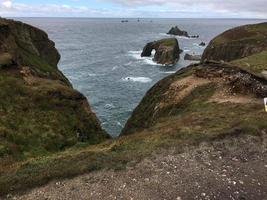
[15,18,266,137]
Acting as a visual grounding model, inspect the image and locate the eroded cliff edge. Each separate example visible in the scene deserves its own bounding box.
[0,18,109,160]
[121,22,267,136]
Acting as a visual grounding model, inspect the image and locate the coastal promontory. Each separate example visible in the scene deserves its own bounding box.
[0,18,109,161]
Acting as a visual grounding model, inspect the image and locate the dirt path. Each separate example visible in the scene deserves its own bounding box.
[6,135,267,200]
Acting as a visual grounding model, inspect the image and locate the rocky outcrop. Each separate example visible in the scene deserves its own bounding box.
[167,26,199,38]
[0,18,109,159]
[167,26,189,37]
[122,23,267,136]
[199,42,206,46]
[121,61,267,136]
[184,53,201,61]
[202,22,267,62]
[141,38,182,65]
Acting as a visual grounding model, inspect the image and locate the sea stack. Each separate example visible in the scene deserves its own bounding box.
[141,38,182,65]
[167,26,189,37]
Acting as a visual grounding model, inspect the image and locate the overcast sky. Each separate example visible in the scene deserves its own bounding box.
[0,0,266,18]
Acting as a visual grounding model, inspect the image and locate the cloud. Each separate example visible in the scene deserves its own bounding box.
[1,0,12,8]
[103,0,267,17]
[0,0,266,18]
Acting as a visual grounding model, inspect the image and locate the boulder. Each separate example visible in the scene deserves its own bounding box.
[184,53,201,61]
[141,38,181,65]
[199,42,206,46]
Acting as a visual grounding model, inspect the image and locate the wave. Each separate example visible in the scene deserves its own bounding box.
[159,33,196,40]
[112,65,119,71]
[193,43,206,49]
[104,103,116,109]
[87,73,105,77]
[128,50,161,66]
[161,71,176,74]
[122,76,152,83]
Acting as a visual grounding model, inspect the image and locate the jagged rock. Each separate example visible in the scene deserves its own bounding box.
[167,26,189,37]
[202,22,267,62]
[184,53,201,61]
[167,26,199,38]
[141,38,182,65]
[199,42,206,46]
[0,18,109,159]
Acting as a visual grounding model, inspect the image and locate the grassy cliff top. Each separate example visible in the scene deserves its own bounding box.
[212,22,267,45]
[0,18,109,169]
[202,22,267,62]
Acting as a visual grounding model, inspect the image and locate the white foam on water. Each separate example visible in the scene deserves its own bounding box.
[162,71,176,74]
[88,73,105,77]
[112,65,119,71]
[128,50,162,66]
[122,76,152,83]
[159,33,196,40]
[104,103,116,109]
[116,121,123,127]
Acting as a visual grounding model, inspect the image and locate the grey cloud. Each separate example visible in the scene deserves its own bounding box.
[103,0,267,17]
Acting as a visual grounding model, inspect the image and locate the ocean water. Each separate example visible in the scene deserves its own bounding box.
[17,18,266,137]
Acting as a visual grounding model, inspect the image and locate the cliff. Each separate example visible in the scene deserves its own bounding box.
[1,22,267,198]
[202,22,267,62]
[0,18,109,161]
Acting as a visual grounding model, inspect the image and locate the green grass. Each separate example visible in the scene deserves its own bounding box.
[231,50,267,74]
[212,22,267,45]
[1,83,266,196]
[157,38,177,46]
[0,68,108,163]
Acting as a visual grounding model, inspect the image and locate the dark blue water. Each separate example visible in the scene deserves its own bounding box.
[16,18,266,137]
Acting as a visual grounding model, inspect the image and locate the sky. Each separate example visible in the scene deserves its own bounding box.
[0,0,266,18]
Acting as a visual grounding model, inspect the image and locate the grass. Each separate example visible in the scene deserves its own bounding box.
[1,81,266,196]
[157,38,177,47]
[212,22,267,45]
[0,68,108,164]
[231,50,267,74]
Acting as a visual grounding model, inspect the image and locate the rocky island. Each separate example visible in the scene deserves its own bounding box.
[167,26,199,38]
[141,38,182,65]
[0,19,267,200]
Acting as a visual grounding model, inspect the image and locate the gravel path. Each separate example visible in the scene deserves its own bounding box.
[7,135,267,200]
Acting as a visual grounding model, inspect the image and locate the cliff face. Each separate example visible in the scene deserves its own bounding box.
[202,23,267,62]
[141,38,181,65]
[121,61,267,136]
[0,18,109,159]
[122,23,267,136]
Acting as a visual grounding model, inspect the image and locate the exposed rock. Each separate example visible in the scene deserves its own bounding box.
[167,26,199,38]
[141,38,182,65]
[202,22,267,62]
[199,42,206,46]
[184,53,202,61]
[0,18,109,159]
[167,26,189,37]
[121,61,267,135]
